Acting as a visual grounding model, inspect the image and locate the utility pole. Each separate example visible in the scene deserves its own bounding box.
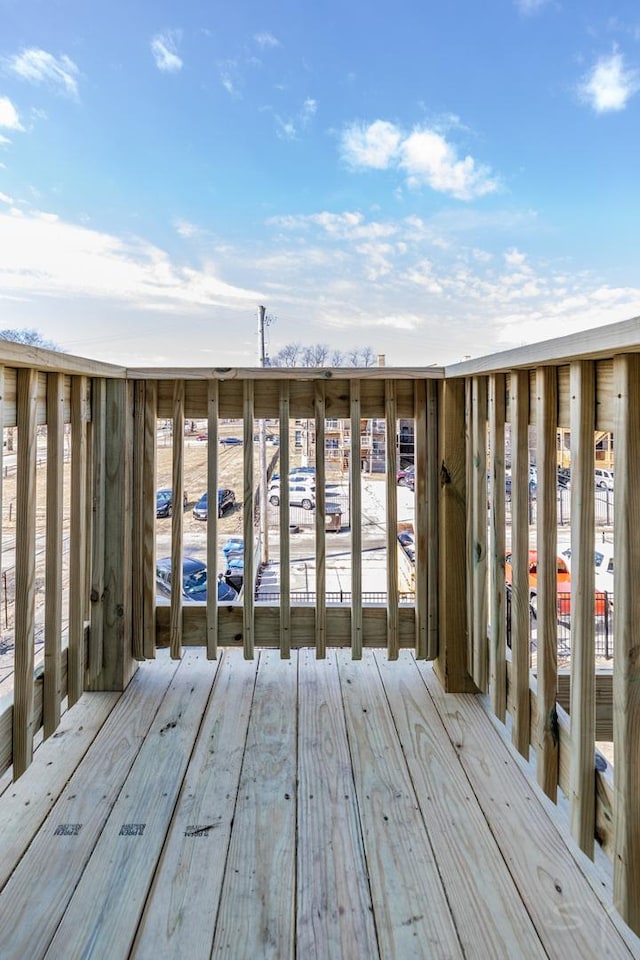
[258,305,269,565]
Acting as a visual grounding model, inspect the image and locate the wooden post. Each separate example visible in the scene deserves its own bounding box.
[434,379,476,692]
[426,379,439,660]
[280,382,291,657]
[471,376,488,691]
[69,376,88,706]
[13,368,37,777]
[87,379,136,691]
[242,381,255,659]
[350,380,363,659]
[142,380,157,659]
[613,353,640,932]
[414,380,429,659]
[206,380,219,659]
[89,378,106,678]
[510,370,530,757]
[44,372,65,738]
[535,366,559,801]
[569,360,596,856]
[313,382,325,657]
[385,380,399,659]
[488,373,506,721]
[170,380,185,660]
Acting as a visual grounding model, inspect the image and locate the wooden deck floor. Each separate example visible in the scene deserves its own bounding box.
[0,648,637,959]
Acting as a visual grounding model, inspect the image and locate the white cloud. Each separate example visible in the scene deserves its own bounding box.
[342,120,499,200]
[151,31,183,73]
[174,219,202,238]
[0,210,261,311]
[0,192,13,204]
[219,60,240,96]
[515,0,551,15]
[504,247,526,266]
[342,120,401,169]
[0,134,10,145]
[5,48,79,98]
[254,32,280,48]
[0,96,23,131]
[400,129,499,200]
[579,50,640,112]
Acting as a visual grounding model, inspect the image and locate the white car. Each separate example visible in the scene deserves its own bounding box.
[594,468,614,490]
[561,542,614,597]
[268,479,315,510]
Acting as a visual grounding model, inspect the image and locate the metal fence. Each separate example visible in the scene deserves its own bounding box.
[505,585,614,660]
[254,590,415,605]
[504,488,615,527]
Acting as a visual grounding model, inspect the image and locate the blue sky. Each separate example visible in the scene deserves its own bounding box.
[1,0,639,367]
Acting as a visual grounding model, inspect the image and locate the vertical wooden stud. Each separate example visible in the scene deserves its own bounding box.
[385,380,399,659]
[471,376,488,691]
[313,382,325,658]
[69,375,87,705]
[44,372,64,737]
[488,373,506,721]
[142,380,157,660]
[510,370,530,756]
[279,382,291,657]
[170,380,184,660]
[206,380,219,659]
[243,381,255,658]
[350,380,363,659]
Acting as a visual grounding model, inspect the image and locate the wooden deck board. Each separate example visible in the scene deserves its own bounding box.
[376,650,547,959]
[296,649,379,959]
[337,649,464,959]
[418,660,635,959]
[44,652,217,959]
[133,652,257,959]
[0,648,635,960]
[211,650,298,958]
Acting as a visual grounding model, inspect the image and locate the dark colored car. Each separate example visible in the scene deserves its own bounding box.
[156,488,188,518]
[193,488,236,520]
[155,556,237,602]
[219,436,243,445]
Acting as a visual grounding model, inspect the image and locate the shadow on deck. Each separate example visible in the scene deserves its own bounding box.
[0,649,636,959]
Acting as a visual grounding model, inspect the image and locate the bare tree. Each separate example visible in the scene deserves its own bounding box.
[0,328,62,351]
[271,342,379,368]
[360,346,376,367]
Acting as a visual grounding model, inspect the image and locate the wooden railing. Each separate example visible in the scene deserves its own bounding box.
[0,315,639,932]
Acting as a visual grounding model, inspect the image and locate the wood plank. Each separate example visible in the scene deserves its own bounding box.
[242,381,255,658]
[156,603,417,648]
[488,372,506,721]
[426,378,439,659]
[337,649,464,959]
[385,380,399,659]
[170,380,185,659]
[133,652,256,959]
[535,365,559,800]
[350,380,363,658]
[419,661,635,959]
[314,382,326,657]
[279,382,291,656]
[568,360,596,856]
[142,379,157,660]
[132,380,146,661]
[0,655,181,957]
[42,652,217,959]
[413,380,428,658]
[471,376,488,690]
[211,651,297,958]
[444,315,640,378]
[377,651,547,959]
[44,372,65,737]
[296,649,379,958]
[510,369,531,756]
[0,689,119,890]
[69,375,88,705]
[613,353,640,932]
[89,377,106,678]
[13,367,38,777]
[206,379,219,658]
[435,379,475,692]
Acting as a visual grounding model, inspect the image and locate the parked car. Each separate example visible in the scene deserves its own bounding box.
[156,488,188,518]
[290,466,316,476]
[557,467,571,488]
[505,476,536,500]
[396,464,415,488]
[192,488,236,520]
[221,536,244,559]
[594,468,614,490]
[155,557,238,603]
[268,480,315,510]
[219,436,243,446]
[561,542,614,596]
[505,549,607,618]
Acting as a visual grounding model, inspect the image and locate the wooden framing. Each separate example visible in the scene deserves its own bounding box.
[313,382,326,658]
[44,372,65,737]
[488,372,506,721]
[510,370,530,757]
[349,380,363,659]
